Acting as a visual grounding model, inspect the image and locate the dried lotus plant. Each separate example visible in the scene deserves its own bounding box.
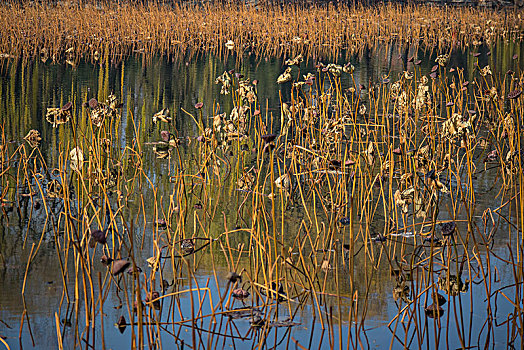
[152,108,171,123]
[23,129,41,148]
[46,105,71,128]
[70,147,84,172]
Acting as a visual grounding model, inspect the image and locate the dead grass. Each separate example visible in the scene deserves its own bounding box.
[0,1,522,63]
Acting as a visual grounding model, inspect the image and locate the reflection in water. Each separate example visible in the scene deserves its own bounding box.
[1,40,524,349]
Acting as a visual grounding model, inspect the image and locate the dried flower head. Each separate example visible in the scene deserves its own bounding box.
[480,65,492,76]
[435,54,449,66]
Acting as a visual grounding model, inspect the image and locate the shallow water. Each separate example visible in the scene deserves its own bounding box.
[1,41,524,349]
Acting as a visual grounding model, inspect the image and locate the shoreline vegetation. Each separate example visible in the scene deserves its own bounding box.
[0,1,523,64]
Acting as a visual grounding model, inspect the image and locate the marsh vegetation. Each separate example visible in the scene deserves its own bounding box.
[1,1,524,349]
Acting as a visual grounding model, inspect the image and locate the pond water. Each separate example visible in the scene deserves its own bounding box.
[1,40,524,349]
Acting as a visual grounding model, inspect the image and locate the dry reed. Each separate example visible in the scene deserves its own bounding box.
[0,1,522,64]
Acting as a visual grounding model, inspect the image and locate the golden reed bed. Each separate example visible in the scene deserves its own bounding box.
[0,0,523,63]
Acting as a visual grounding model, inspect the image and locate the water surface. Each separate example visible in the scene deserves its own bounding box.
[1,41,524,349]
